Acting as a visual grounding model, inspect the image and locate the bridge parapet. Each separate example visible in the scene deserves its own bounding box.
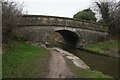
[18,15,108,32]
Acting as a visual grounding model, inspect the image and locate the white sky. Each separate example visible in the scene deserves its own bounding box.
[18,0,93,18]
[17,0,120,18]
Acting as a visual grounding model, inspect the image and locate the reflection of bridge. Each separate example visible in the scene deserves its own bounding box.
[16,15,108,46]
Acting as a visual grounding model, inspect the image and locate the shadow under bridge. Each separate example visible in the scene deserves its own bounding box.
[55,30,79,46]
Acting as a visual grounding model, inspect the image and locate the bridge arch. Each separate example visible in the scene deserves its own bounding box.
[16,15,108,47]
[55,30,80,46]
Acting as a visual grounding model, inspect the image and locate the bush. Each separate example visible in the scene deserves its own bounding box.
[2,0,23,44]
[73,8,96,22]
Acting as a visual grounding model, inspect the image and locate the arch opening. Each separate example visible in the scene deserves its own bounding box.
[55,30,79,46]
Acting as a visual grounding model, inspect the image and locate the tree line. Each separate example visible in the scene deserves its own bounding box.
[73,0,120,35]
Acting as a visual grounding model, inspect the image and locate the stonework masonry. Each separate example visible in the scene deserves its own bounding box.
[16,15,108,46]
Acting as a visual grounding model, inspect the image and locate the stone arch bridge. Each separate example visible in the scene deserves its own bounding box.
[16,15,108,47]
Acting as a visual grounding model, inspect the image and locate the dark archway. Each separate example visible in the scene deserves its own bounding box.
[55,30,79,46]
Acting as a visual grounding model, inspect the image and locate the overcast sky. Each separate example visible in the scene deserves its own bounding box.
[17,0,119,18]
[17,0,94,18]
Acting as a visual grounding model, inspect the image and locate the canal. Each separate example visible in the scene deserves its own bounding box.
[62,46,118,78]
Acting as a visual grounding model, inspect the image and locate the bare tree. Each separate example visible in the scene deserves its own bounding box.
[109,1,120,35]
[92,0,120,34]
[2,0,23,44]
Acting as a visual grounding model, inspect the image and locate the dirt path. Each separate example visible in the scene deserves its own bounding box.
[47,48,76,78]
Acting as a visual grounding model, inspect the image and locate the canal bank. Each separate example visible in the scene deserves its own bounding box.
[49,39,118,78]
[81,40,119,57]
[47,47,112,78]
[63,46,118,78]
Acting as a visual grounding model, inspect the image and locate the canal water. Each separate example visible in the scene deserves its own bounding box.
[62,46,118,78]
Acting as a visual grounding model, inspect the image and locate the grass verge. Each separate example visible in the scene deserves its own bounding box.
[3,40,51,78]
[82,40,118,56]
[65,58,113,79]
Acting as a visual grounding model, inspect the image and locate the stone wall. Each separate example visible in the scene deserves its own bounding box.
[16,26,108,46]
[19,15,108,32]
[16,15,108,46]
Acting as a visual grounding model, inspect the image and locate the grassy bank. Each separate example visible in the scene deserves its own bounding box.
[82,40,118,57]
[65,58,113,79]
[3,41,51,78]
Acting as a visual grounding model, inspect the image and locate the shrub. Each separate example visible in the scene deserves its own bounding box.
[2,0,23,44]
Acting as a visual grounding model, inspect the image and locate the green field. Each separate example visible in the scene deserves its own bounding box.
[3,41,51,78]
[83,40,118,56]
